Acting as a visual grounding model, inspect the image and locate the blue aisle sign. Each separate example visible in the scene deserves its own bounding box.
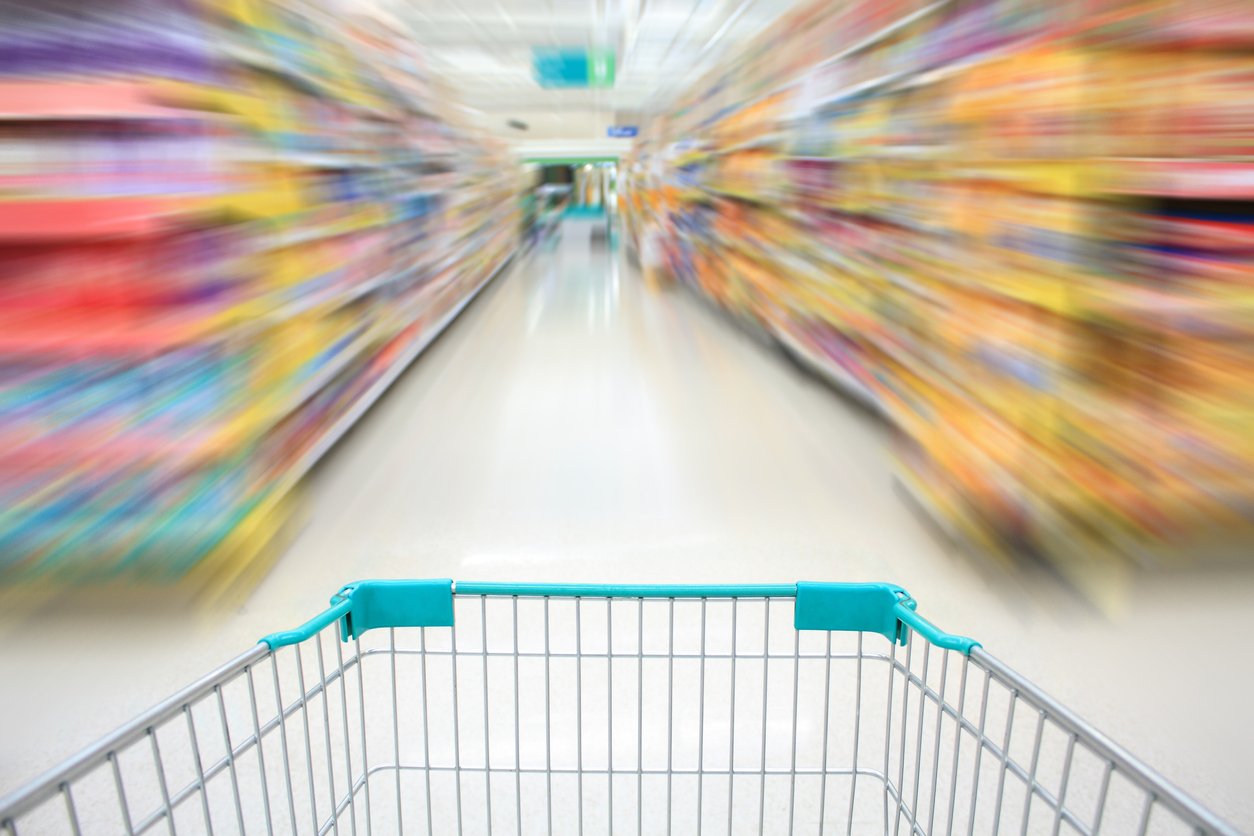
[607,125,638,138]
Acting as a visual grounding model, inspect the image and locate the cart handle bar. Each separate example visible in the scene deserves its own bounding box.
[260,580,981,654]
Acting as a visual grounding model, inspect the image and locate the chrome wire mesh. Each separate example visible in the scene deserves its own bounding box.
[0,593,1229,834]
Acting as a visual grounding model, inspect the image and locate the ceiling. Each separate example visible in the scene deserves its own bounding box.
[378,0,801,151]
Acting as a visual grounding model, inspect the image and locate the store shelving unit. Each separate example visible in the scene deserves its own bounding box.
[625,0,1254,597]
[0,0,522,587]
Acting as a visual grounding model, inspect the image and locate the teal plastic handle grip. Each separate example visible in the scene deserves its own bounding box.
[893,601,980,654]
[260,597,352,649]
[259,580,980,655]
[791,582,979,652]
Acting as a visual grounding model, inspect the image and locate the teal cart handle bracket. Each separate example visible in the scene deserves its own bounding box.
[261,579,979,654]
[794,582,911,644]
[793,581,979,653]
[261,579,454,648]
[337,579,455,641]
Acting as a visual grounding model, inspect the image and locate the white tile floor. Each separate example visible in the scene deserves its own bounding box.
[2,221,1252,829]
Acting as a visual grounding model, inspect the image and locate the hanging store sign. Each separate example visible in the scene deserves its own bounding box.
[533,47,616,89]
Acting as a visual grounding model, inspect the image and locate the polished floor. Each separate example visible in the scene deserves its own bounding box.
[2,221,1252,827]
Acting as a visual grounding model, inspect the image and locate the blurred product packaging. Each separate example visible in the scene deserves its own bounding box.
[0,0,523,586]
[620,0,1254,599]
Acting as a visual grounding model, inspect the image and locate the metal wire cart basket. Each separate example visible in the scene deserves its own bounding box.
[0,581,1237,834]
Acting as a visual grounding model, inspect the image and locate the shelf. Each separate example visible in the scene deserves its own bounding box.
[279,151,377,169]
[0,197,201,241]
[262,240,511,431]
[691,0,953,131]
[814,67,916,109]
[0,426,236,468]
[0,0,525,583]
[631,0,1254,578]
[714,134,783,155]
[0,307,235,356]
[1099,159,1254,199]
[277,249,516,491]
[3,254,515,492]
[219,42,335,100]
[700,185,782,205]
[823,0,953,65]
[770,322,886,418]
[394,185,451,202]
[266,210,393,249]
[0,259,443,358]
[0,81,199,122]
[253,263,417,325]
[894,38,1034,91]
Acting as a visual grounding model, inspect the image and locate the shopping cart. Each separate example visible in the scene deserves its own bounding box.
[0,580,1237,835]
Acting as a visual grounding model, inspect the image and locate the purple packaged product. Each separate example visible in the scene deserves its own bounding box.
[0,3,220,82]
[22,24,65,76]
[925,3,1003,70]
[69,11,135,77]
[107,1,219,81]
[74,14,120,77]
[163,228,244,307]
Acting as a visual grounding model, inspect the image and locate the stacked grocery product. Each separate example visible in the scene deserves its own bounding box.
[626,0,1254,593]
[0,0,520,586]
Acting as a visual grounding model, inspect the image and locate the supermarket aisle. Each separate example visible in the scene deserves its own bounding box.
[268,221,961,595]
[2,222,1253,825]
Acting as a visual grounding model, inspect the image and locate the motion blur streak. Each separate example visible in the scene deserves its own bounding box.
[1,0,1253,607]
[621,0,1254,604]
[0,0,523,586]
